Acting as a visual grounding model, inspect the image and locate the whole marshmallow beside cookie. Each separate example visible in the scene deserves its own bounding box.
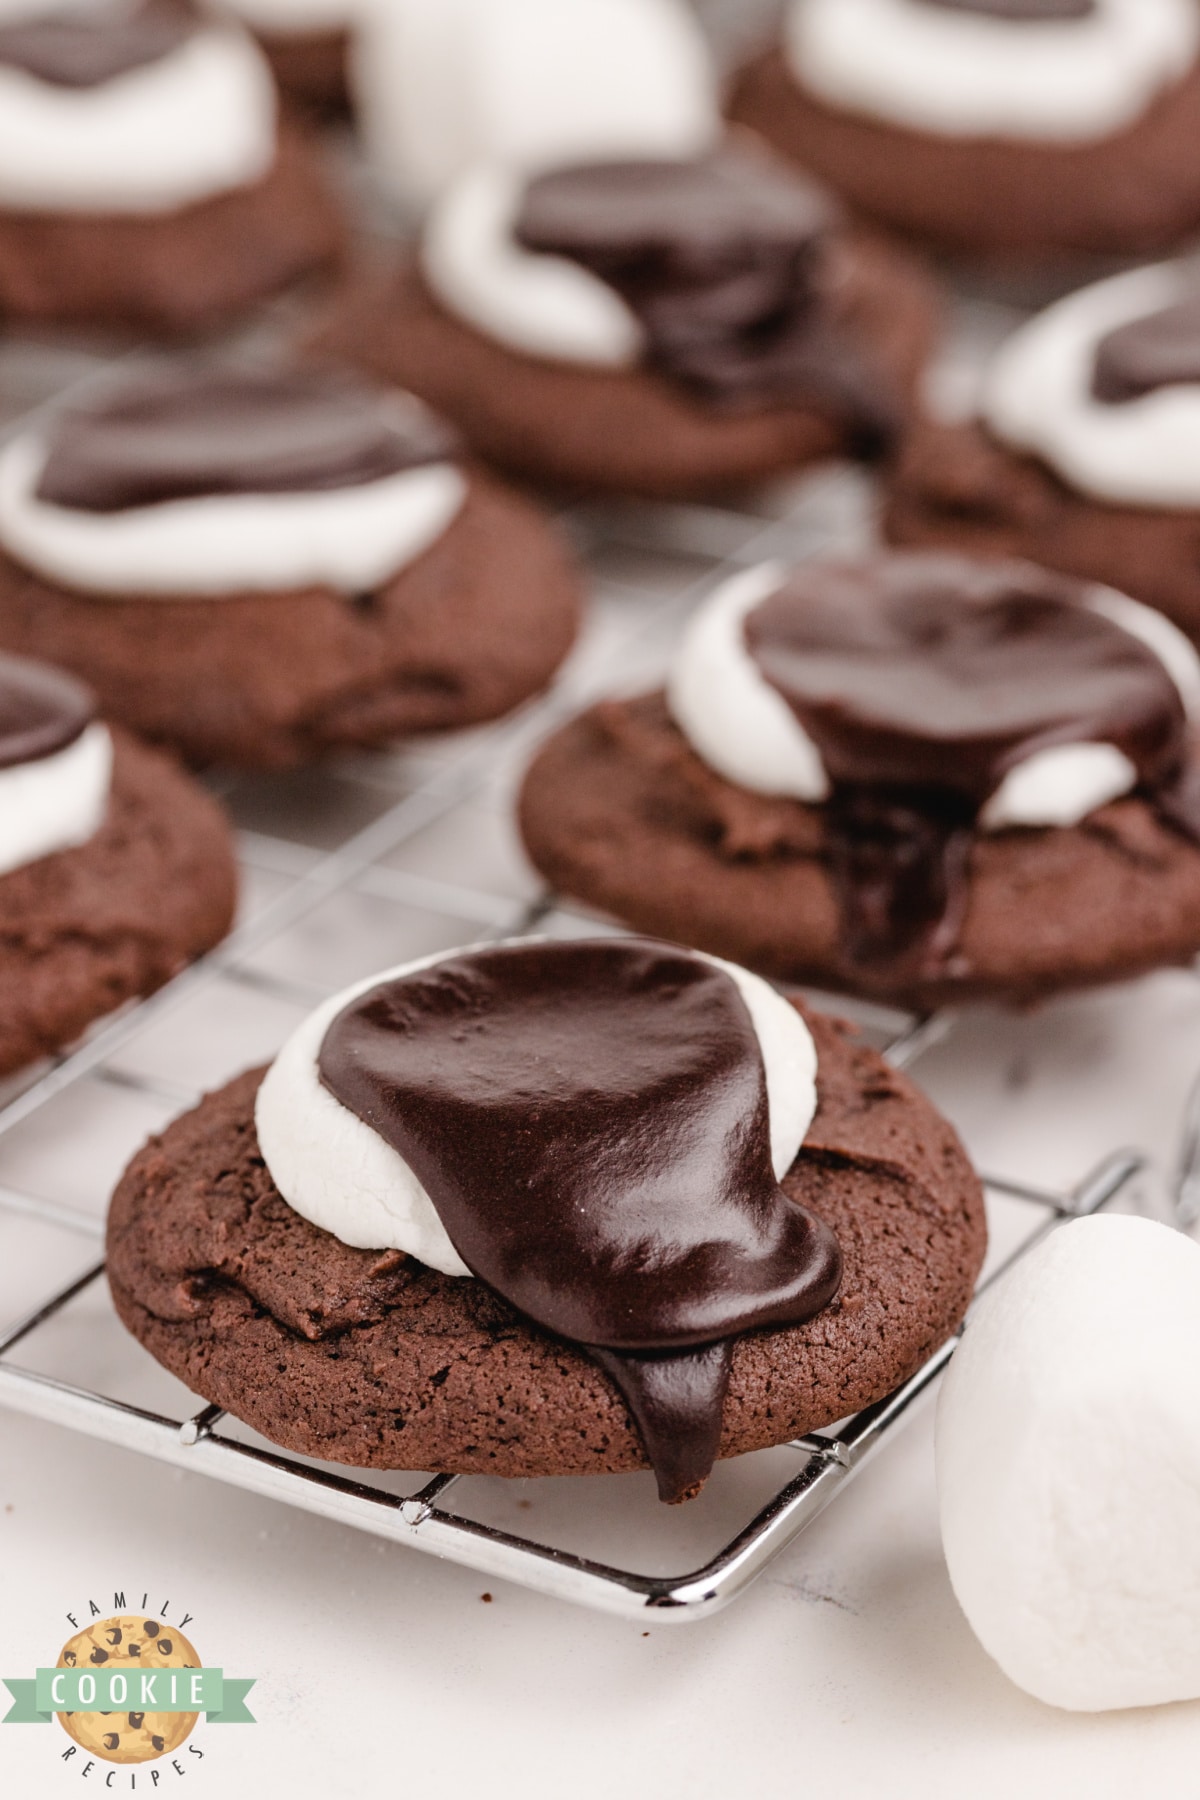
[352,0,719,204]
[937,1215,1200,1711]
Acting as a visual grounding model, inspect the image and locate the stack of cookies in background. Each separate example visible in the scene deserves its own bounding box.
[3,2,1200,1786]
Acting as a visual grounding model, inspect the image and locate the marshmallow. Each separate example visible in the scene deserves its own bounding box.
[985,261,1200,510]
[0,22,278,215]
[255,944,819,1278]
[0,720,112,878]
[351,0,719,207]
[937,1215,1200,1711]
[667,563,1200,831]
[786,0,1200,144]
[0,431,467,599]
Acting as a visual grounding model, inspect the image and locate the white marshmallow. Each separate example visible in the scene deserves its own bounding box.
[351,0,719,207]
[0,721,112,878]
[0,23,278,215]
[937,1215,1200,1712]
[0,431,467,598]
[255,944,820,1279]
[421,164,644,368]
[215,0,361,27]
[985,261,1200,511]
[668,563,1200,831]
[785,0,1200,144]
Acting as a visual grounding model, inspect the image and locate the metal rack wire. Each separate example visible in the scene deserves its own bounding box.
[0,460,1155,1619]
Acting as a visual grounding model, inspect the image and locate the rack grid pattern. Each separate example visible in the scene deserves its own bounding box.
[0,434,1156,1619]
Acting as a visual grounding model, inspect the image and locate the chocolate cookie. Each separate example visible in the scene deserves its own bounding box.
[729,45,1200,263]
[887,418,1200,644]
[106,1011,985,1485]
[518,686,1200,1013]
[0,471,581,770]
[0,128,343,336]
[1,728,236,1076]
[254,27,348,115]
[314,215,937,500]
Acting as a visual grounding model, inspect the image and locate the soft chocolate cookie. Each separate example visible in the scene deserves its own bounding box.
[254,27,349,115]
[0,472,581,769]
[887,418,1200,645]
[729,46,1200,264]
[314,226,937,501]
[0,129,343,337]
[519,692,1200,1012]
[106,1011,986,1484]
[1,728,236,1076]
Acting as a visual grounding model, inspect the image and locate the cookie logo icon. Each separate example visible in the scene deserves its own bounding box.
[56,1615,201,1766]
[3,1596,255,1772]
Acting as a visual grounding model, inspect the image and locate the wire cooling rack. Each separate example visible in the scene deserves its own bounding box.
[0,425,1154,1619]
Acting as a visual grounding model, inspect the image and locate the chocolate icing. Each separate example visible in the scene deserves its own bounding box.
[1093,295,1200,405]
[918,0,1093,18]
[318,938,841,1502]
[0,0,195,92]
[743,555,1193,970]
[514,149,899,447]
[0,651,94,771]
[37,364,458,515]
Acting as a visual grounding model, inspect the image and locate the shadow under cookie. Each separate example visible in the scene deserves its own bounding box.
[0,129,344,336]
[312,233,938,500]
[0,728,237,1077]
[729,47,1200,263]
[885,418,1200,649]
[518,694,1200,1012]
[0,474,582,769]
[105,1015,985,1486]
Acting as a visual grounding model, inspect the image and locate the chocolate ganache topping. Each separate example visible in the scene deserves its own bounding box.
[0,651,94,771]
[743,555,1197,973]
[37,364,458,514]
[0,0,196,91]
[1092,294,1200,405]
[514,148,898,448]
[318,938,842,1503]
[918,0,1093,18]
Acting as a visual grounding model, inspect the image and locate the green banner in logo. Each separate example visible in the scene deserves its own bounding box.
[3,1670,255,1725]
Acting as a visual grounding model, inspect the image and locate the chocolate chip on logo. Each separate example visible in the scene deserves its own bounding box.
[105,1627,122,1646]
[89,1648,108,1664]
[142,1621,159,1637]
[152,1736,165,1753]
[157,1639,173,1655]
[62,1651,77,1667]
[103,1734,120,1752]
[127,1713,144,1730]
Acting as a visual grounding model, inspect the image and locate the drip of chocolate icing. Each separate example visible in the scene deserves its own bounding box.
[37,364,459,514]
[0,0,196,92]
[0,651,94,770]
[1092,295,1200,405]
[514,149,898,448]
[918,0,1093,17]
[317,939,841,1504]
[743,556,1192,972]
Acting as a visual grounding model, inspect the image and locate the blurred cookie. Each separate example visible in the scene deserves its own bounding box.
[888,261,1200,645]
[520,553,1200,1010]
[316,143,938,498]
[730,0,1200,263]
[0,356,581,767]
[108,938,985,1500]
[0,0,343,333]
[0,652,236,1076]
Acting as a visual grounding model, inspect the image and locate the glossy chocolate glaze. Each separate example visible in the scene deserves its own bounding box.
[1093,294,1200,405]
[919,0,1093,18]
[318,939,841,1503]
[0,0,195,91]
[38,364,458,515]
[515,149,899,447]
[744,555,1191,970]
[0,651,94,770]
